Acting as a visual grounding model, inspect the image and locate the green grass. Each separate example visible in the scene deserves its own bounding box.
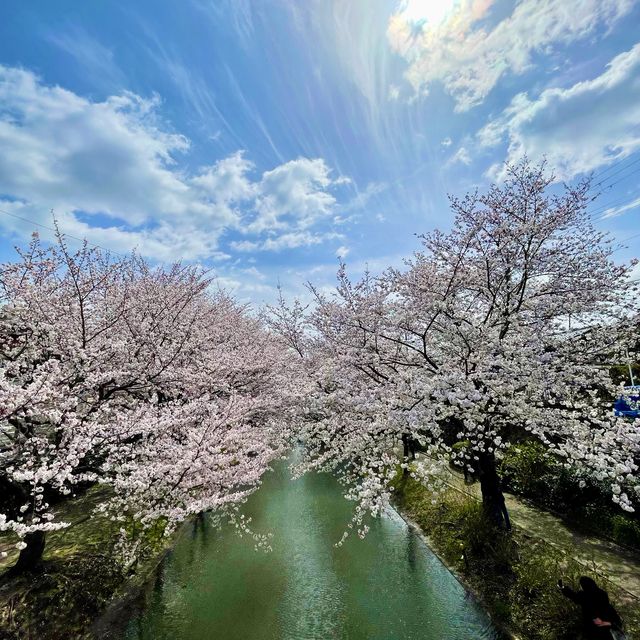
[0,488,176,640]
[0,485,115,572]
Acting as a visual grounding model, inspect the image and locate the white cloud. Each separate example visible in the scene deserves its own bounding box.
[448,146,472,166]
[477,43,640,179]
[441,137,452,148]
[335,245,350,257]
[0,67,194,226]
[0,66,344,259]
[231,231,343,253]
[387,0,634,111]
[250,158,339,233]
[191,151,256,203]
[0,201,232,263]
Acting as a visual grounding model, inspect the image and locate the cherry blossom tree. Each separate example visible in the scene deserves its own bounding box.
[276,160,640,533]
[0,233,292,573]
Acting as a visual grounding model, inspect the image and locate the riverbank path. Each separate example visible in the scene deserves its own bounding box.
[438,464,640,604]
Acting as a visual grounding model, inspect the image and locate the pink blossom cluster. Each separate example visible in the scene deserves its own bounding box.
[0,233,295,552]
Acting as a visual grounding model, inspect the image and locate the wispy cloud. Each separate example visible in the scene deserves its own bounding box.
[47,25,125,91]
[339,181,387,216]
[193,0,256,53]
[448,146,472,166]
[231,231,343,253]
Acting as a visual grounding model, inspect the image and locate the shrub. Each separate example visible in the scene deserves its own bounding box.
[500,441,556,501]
[611,515,640,548]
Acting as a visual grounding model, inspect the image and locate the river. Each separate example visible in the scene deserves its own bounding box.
[118,456,501,640]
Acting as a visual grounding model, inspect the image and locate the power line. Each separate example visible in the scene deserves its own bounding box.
[615,230,640,246]
[590,196,640,221]
[585,157,640,223]
[0,207,130,258]
[603,230,640,255]
[593,195,637,213]
[595,165,640,193]
[591,155,640,182]
[593,156,640,188]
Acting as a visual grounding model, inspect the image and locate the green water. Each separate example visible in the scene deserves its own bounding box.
[121,457,500,640]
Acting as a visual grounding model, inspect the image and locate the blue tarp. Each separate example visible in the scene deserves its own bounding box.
[614,386,640,418]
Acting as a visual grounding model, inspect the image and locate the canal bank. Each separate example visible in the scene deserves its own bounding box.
[391,471,640,640]
[392,506,518,640]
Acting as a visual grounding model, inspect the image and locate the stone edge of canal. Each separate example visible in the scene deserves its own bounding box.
[91,519,197,640]
[391,504,517,640]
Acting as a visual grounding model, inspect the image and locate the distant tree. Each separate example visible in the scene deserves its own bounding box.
[275,160,640,534]
[0,233,292,573]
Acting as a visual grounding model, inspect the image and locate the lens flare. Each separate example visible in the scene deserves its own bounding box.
[398,0,458,27]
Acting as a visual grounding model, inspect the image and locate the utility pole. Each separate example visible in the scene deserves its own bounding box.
[626,347,636,387]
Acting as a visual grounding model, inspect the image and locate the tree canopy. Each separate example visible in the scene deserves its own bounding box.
[0,232,295,570]
[271,160,640,534]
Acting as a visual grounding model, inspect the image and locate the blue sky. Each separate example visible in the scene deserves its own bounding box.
[0,0,639,302]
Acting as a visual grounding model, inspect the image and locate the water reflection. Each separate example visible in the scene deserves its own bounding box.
[407,527,418,572]
[119,458,502,640]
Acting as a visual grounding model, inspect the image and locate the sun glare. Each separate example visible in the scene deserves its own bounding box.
[399,0,458,26]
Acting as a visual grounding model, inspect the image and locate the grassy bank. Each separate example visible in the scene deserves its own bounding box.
[0,488,174,640]
[391,471,640,640]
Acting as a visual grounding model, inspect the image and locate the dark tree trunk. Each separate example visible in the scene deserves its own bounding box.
[401,434,409,475]
[11,530,46,574]
[401,434,416,460]
[0,475,47,576]
[477,451,511,531]
[401,434,416,475]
